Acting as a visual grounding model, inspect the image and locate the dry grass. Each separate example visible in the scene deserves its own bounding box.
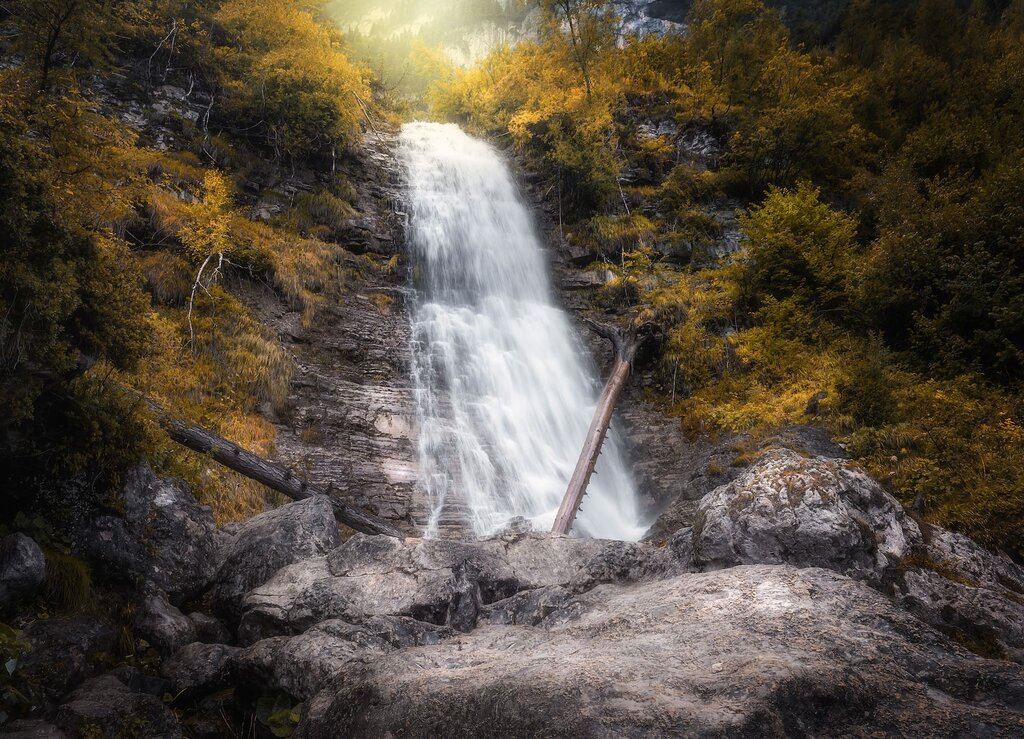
[44,550,92,612]
[369,292,394,315]
[138,250,192,305]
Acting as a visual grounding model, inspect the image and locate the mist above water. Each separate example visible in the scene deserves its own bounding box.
[401,121,644,540]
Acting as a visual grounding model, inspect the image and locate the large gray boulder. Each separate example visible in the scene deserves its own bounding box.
[212,496,341,621]
[0,533,46,612]
[292,565,1024,738]
[692,449,920,579]
[236,533,660,642]
[74,464,219,603]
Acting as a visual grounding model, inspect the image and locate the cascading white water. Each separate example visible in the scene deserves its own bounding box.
[401,122,644,540]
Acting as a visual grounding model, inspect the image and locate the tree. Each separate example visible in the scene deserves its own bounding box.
[2,0,117,90]
[553,319,656,535]
[729,46,871,191]
[736,182,859,317]
[213,0,370,162]
[682,0,786,116]
[540,0,616,98]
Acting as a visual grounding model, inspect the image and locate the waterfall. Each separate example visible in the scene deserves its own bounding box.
[401,122,644,540]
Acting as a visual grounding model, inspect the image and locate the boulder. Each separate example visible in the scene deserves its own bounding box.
[53,674,181,738]
[161,642,241,698]
[293,566,1024,738]
[236,533,635,642]
[898,568,1024,662]
[74,464,219,603]
[21,616,116,701]
[134,592,196,655]
[922,527,1024,593]
[0,533,46,612]
[0,720,67,738]
[212,496,341,622]
[692,449,920,579]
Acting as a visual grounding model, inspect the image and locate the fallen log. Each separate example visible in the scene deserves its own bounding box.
[551,319,653,535]
[144,398,404,539]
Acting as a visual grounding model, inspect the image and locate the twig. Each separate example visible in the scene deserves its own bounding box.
[147,19,177,88]
[187,251,223,352]
[350,90,393,155]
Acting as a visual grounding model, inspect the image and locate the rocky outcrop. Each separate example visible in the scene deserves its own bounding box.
[212,496,341,622]
[73,464,219,603]
[21,445,1020,738]
[896,526,1024,662]
[235,533,657,642]
[294,565,1024,738]
[691,449,921,579]
[0,533,46,612]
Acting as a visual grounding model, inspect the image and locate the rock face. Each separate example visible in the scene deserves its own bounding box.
[74,464,219,603]
[295,566,1024,738]
[243,135,427,534]
[212,496,341,621]
[692,449,921,579]
[235,533,659,642]
[896,526,1024,662]
[150,501,1024,737]
[0,533,46,612]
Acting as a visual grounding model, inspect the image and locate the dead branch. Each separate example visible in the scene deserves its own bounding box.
[142,395,404,538]
[552,319,657,535]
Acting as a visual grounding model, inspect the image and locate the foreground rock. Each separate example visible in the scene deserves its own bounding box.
[74,464,219,603]
[0,533,46,612]
[295,565,1024,738]
[236,532,675,642]
[692,449,921,580]
[212,496,341,622]
[153,518,1024,737]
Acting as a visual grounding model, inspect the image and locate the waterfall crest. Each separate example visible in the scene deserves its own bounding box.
[401,122,643,540]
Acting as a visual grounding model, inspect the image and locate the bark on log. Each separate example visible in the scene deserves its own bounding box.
[552,319,648,535]
[145,398,404,539]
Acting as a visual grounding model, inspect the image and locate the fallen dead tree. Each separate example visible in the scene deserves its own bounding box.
[552,319,656,535]
[142,397,404,539]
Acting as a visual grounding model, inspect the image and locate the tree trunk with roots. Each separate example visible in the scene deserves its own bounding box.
[552,319,652,535]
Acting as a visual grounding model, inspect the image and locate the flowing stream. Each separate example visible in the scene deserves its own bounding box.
[401,122,644,540]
